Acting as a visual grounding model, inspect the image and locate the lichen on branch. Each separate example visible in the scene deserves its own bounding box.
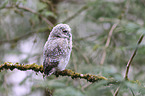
[0,62,109,83]
[0,62,44,73]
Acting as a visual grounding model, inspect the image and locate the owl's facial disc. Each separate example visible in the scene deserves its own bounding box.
[51,24,71,39]
[52,30,70,39]
[62,29,71,38]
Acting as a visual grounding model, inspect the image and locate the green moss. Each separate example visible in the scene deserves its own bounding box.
[0,62,141,84]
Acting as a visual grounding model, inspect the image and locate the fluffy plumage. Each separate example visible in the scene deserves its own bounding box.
[43,24,72,76]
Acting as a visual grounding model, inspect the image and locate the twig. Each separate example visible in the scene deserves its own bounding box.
[114,34,144,96]
[81,82,92,91]
[62,5,88,23]
[74,33,98,41]
[124,34,144,80]
[113,0,131,95]
[113,86,120,96]
[16,5,54,27]
[129,87,135,96]
[100,23,118,65]
[73,46,90,64]
[0,27,50,45]
[39,0,54,12]
[1,5,54,27]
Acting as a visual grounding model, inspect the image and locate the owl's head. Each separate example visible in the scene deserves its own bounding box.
[49,24,72,40]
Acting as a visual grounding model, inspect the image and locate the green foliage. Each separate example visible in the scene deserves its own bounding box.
[0,0,145,96]
[54,87,84,96]
[87,0,123,19]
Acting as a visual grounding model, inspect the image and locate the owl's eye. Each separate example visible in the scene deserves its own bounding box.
[63,30,67,33]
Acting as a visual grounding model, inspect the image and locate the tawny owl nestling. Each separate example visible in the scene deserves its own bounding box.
[43,24,72,76]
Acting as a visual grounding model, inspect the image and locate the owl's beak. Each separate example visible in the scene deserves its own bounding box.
[67,32,71,37]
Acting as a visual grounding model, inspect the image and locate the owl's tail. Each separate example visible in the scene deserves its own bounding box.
[44,67,55,76]
[43,61,59,76]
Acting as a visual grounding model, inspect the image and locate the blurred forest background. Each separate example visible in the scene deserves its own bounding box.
[0,0,145,96]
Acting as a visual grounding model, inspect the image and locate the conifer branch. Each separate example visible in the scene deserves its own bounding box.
[114,34,144,96]
[62,5,88,23]
[100,23,118,65]
[124,34,144,80]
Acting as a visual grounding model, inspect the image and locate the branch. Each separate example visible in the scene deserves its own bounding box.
[0,62,110,83]
[113,86,120,96]
[124,34,144,80]
[15,5,54,27]
[0,27,50,45]
[100,23,118,65]
[74,33,98,41]
[0,4,88,45]
[62,5,88,23]
[1,62,142,86]
[1,5,54,27]
[114,34,144,95]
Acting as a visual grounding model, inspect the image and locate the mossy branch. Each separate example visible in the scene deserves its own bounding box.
[0,62,142,86]
[0,62,110,83]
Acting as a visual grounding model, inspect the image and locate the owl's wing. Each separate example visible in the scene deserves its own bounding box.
[43,40,66,75]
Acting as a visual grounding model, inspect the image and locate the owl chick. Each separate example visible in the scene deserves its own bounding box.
[43,24,72,76]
